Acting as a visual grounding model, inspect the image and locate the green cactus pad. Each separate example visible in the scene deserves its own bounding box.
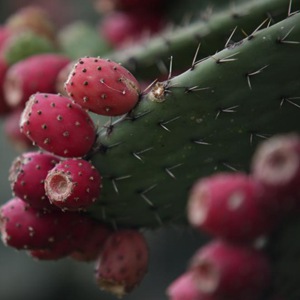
[88,11,300,229]
[109,0,300,79]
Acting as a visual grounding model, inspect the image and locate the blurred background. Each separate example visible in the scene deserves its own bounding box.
[0,0,99,28]
[0,1,209,299]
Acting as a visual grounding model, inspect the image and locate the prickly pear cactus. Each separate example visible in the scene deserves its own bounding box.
[1,0,300,299]
[89,8,300,229]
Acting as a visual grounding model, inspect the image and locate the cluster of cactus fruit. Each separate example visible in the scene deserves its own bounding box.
[168,132,300,300]
[0,0,300,299]
[1,53,149,296]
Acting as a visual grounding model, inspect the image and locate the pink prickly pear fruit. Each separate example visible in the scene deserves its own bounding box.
[166,271,215,300]
[70,220,112,262]
[0,57,11,116]
[20,92,96,157]
[9,151,60,211]
[3,109,33,151]
[251,133,300,213]
[99,11,166,49]
[187,172,276,243]
[189,239,271,300]
[0,197,81,250]
[29,213,110,260]
[0,26,13,53]
[95,229,149,297]
[4,53,70,109]
[28,238,74,260]
[44,158,101,211]
[64,56,141,116]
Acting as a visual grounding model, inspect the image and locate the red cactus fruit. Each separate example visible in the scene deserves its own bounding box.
[29,213,110,260]
[64,57,141,116]
[167,271,215,300]
[187,172,276,242]
[0,197,81,250]
[95,229,149,297]
[4,53,70,109]
[9,151,60,210]
[189,239,271,300]
[44,158,101,211]
[251,133,300,213]
[3,109,32,151]
[0,26,13,53]
[99,10,166,49]
[28,238,75,260]
[0,57,11,116]
[20,92,96,157]
[70,220,112,261]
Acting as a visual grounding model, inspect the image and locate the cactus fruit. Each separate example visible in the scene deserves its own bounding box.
[4,53,70,109]
[251,133,300,210]
[0,57,10,115]
[9,151,60,211]
[44,158,102,211]
[20,93,97,157]
[167,271,212,300]
[187,172,277,243]
[0,197,80,250]
[29,215,111,261]
[0,26,12,52]
[189,239,271,300]
[70,219,112,261]
[64,57,141,116]
[95,229,149,297]
[94,0,167,51]
[28,238,76,261]
[100,10,166,49]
